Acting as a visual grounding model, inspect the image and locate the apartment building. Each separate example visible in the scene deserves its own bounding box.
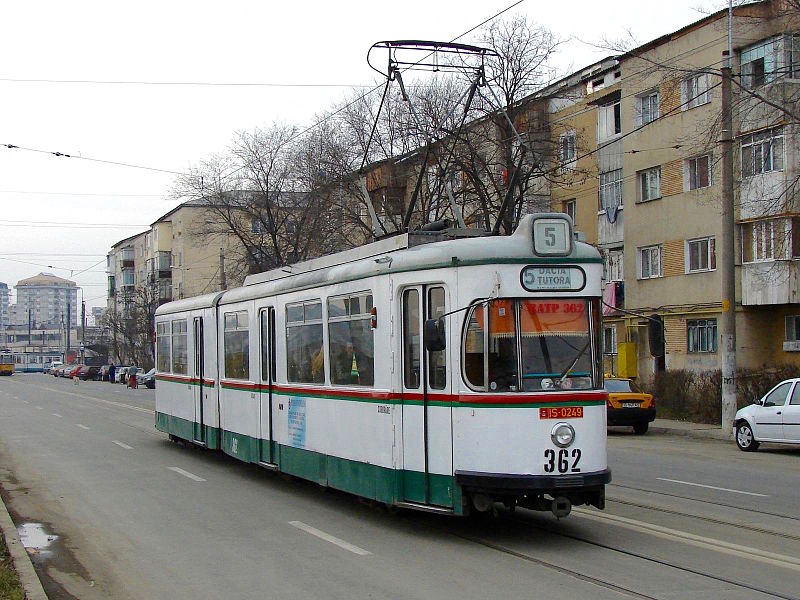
[12,273,78,328]
[0,282,8,327]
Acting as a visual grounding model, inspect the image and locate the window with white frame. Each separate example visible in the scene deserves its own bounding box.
[639,245,662,279]
[687,319,717,353]
[741,219,777,263]
[604,249,624,282]
[686,237,716,272]
[638,167,661,202]
[683,73,711,109]
[603,325,618,355]
[741,37,777,88]
[599,169,623,209]
[559,130,577,170]
[563,199,576,223]
[741,127,784,178]
[638,90,659,125]
[598,100,621,141]
[686,155,711,190]
[785,315,800,342]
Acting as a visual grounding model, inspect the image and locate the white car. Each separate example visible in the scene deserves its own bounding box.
[734,377,800,451]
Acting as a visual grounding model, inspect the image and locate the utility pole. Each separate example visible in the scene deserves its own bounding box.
[720,2,737,437]
[81,299,86,364]
[66,302,71,359]
[219,248,226,291]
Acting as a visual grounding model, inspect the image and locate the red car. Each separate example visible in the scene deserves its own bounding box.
[68,364,85,378]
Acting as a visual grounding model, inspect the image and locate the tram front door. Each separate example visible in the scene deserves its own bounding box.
[258,308,276,466]
[400,285,452,507]
[192,317,205,445]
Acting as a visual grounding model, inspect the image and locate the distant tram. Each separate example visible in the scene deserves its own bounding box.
[0,351,13,376]
[154,214,610,517]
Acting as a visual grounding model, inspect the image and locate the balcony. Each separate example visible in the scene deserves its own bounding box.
[741,260,800,305]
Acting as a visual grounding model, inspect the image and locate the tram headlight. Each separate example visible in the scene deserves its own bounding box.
[551,422,575,448]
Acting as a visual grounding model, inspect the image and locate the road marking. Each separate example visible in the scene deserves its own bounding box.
[574,509,800,572]
[289,521,371,556]
[76,424,90,430]
[168,467,205,482]
[52,413,63,418]
[657,477,768,497]
[20,383,153,415]
[112,440,133,450]
[35,406,43,410]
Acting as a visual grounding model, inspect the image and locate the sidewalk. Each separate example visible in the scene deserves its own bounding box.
[648,418,733,442]
[0,495,48,600]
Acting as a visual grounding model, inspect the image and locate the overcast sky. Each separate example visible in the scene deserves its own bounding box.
[0,0,726,311]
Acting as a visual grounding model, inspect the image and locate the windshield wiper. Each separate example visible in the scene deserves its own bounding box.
[557,340,591,387]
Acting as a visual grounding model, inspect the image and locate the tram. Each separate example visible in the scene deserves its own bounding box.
[0,351,13,376]
[154,214,609,516]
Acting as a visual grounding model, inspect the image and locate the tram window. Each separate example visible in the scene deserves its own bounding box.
[463,306,486,389]
[328,293,374,386]
[518,300,592,391]
[488,300,518,392]
[286,300,324,384]
[260,310,275,382]
[224,310,250,380]
[171,319,188,375]
[403,289,420,389]
[428,287,447,390]
[156,322,170,372]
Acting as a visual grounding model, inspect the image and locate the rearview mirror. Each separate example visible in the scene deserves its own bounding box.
[423,318,446,352]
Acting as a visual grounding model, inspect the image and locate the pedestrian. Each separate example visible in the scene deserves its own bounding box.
[128,365,138,389]
[108,363,116,383]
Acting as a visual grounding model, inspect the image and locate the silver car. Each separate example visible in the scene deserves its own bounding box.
[735,378,800,451]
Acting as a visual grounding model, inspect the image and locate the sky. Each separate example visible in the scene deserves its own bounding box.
[0,0,728,312]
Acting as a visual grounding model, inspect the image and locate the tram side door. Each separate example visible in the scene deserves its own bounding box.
[193,317,205,445]
[401,285,452,507]
[258,308,276,465]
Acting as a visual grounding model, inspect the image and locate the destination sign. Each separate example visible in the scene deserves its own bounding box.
[532,215,572,256]
[521,266,585,292]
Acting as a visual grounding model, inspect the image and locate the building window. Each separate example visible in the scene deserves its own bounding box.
[559,130,576,170]
[171,319,188,375]
[286,300,324,384]
[603,326,618,355]
[739,36,795,89]
[686,237,716,272]
[785,315,800,342]
[741,219,777,263]
[563,199,576,223]
[638,167,661,202]
[683,73,711,108]
[599,169,623,209]
[687,155,711,190]
[224,310,250,380]
[598,100,621,141]
[638,91,659,125]
[328,292,374,386]
[639,245,662,279]
[741,127,784,178]
[687,319,717,353]
[604,249,624,282]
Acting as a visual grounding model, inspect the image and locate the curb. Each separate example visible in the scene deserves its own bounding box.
[0,493,48,600]
[650,425,733,442]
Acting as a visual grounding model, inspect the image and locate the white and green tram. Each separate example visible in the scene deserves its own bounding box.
[155,214,610,516]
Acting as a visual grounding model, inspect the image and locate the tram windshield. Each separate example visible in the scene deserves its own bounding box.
[463,299,599,392]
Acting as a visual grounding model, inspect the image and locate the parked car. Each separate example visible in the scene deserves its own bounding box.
[78,365,101,380]
[57,364,75,377]
[115,366,130,384]
[137,368,156,389]
[46,361,63,374]
[735,378,800,451]
[604,377,656,435]
[68,364,85,378]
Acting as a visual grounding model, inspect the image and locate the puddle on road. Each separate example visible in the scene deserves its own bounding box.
[18,522,59,557]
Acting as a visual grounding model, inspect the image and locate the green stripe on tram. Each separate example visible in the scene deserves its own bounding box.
[155,412,462,513]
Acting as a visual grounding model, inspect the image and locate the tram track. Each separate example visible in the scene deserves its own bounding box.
[610,482,800,523]
[606,496,800,542]
[436,510,799,600]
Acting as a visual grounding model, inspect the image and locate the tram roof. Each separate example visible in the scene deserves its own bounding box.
[156,215,600,315]
[215,214,601,307]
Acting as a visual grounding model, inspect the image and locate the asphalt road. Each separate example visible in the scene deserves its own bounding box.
[1,373,799,600]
